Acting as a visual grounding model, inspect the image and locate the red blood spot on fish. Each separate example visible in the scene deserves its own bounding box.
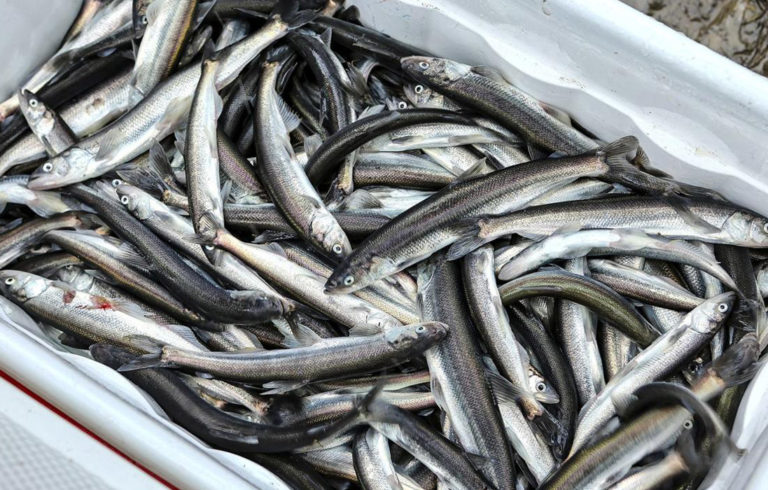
[62,290,75,304]
[91,296,113,310]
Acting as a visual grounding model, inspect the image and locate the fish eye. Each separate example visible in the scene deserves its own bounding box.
[763,223,768,234]
[536,382,546,392]
[111,179,122,187]
[141,15,148,25]
[683,419,693,430]
[332,244,343,255]
[418,61,429,69]
[414,85,424,94]
[416,325,426,333]
[343,275,354,286]
[42,162,53,172]
[120,195,130,205]
[29,98,38,108]
[397,101,407,109]
[717,303,729,313]
[4,277,14,285]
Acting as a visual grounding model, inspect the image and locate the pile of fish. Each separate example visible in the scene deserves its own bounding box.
[0,0,766,488]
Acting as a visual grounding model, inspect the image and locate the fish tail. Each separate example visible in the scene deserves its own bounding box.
[271,0,317,29]
[355,383,387,421]
[599,136,640,170]
[117,351,174,372]
[446,220,487,260]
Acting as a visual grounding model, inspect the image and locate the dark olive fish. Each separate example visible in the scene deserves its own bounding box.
[90,344,366,453]
[68,184,283,326]
[499,269,659,347]
[418,254,515,490]
[304,108,475,186]
[224,203,391,240]
[327,140,637,295]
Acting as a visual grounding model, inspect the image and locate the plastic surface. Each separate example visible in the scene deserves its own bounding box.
[1,0,767,488]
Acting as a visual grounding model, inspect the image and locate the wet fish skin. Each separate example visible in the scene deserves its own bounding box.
[269,391,435,425]
[354,152,455,190]
[589,258,705,311]
[570,292,734,454]
[90,343,365,453]
[401,56,597,155]
[542,333,759,489]
[496,228,738,292]
[45,229,207,325]
[326,147,623,295]
[508,303,577,456]
[304,108,475,186]
[361,399,493,490]
[122,322,447,382]
[0,270,203,352]
[463,245,546,418]
[353,429,424,490]
[555,257,604,407]
[250,454,335,490]
[254,57,352,259]
[12,251,83,277]
[459,196,768,252]
[17,90,77,156]
[185,56,226,249]
[213,230,405,332]
[418,254,515,490]
[0,212,86,268]
[223,202,391,241]
[499,269,660,347]
[129,0,197,102]
[28,8,311,190]
[69,184,284,326]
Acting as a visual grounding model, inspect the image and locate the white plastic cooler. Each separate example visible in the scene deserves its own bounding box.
[1,0,767,488]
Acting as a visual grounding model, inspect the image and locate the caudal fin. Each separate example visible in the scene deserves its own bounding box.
[446,220,488,260]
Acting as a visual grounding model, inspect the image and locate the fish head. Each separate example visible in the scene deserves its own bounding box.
[401,56,470,87]
[0,270,49,302]
[308,209,352,259]
[688,292,736,334]
[56,265,93,291]
[325,254,397,295]
[721,210,768,247]
[28,147,97,190]
[403,83,442,108]
[115,184,156,221]
[384,321,447,352]
[529,367,560,404]
[17,90,52,135]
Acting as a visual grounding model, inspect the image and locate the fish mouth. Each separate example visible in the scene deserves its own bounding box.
[27,170,61,190]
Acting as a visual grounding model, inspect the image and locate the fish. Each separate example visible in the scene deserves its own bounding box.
[0,270,204,352]
[119,322,447,382]
[463,245,547,419]
[327,138,638,295]
[400,56,598,155]
[360,398,493,490]
[28,2,315,190]
[570,293,734,453]
[0,212,86,268]
[254,53,352,259]
[451,196,768,255]
[499,269,660,347]
[129,0,198,103]
[418,254,515,489]
[17,90,77,156]
[185,55,227,258]
[1,4,766,488]
[69,184,284,326]
[555,258,605,407]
